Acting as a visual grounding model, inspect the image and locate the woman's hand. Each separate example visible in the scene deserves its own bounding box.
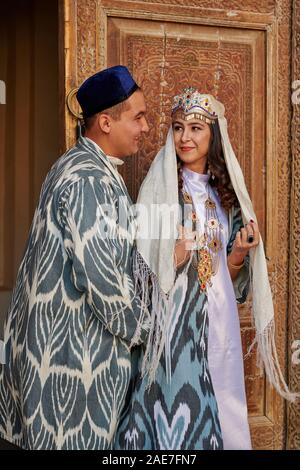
[228,219,260,279]
[174,225,196,269]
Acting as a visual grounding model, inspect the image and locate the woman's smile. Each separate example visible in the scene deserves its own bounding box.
[180,146,196,152]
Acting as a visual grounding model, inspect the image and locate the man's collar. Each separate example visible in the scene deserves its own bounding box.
[83,137,124,167]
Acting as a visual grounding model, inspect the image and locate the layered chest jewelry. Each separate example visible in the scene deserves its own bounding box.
[182,184,223,291]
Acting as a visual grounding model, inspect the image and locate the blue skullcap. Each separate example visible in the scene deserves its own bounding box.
[77,65,138,118]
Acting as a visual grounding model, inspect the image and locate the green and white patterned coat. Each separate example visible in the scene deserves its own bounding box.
[0,137,149,449]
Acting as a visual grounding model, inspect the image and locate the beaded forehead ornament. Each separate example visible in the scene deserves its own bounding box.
[172,87,218,124]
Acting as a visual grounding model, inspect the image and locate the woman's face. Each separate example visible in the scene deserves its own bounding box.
[172,117,211,170]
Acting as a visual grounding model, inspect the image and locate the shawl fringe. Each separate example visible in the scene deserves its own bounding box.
[246,320,299,402]
[131,250,191,386]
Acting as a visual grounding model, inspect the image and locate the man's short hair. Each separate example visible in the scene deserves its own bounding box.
[83,98,131,131]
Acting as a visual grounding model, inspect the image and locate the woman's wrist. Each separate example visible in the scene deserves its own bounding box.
[228,251,246,267]
[228,259,244,270]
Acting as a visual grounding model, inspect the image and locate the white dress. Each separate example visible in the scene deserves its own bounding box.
[182,167,252,450]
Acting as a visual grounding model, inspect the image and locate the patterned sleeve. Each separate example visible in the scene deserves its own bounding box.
[226,206,251,304]
[58,177,149,345]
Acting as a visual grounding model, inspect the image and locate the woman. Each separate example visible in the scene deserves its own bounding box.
[171,90,257,449]
[115,89,296,451]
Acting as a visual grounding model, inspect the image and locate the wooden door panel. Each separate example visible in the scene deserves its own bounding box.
[108,19,266,233]
[108,15,266,419]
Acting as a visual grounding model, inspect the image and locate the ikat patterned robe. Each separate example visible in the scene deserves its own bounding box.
[0,137,149,449]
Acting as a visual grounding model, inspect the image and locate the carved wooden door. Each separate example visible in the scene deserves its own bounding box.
[62,0,292,449]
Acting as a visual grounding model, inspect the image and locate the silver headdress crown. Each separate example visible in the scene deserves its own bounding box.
[171,87,218,124]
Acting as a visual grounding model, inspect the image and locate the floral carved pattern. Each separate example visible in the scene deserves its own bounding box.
[125,35,252,201]
[77,0,98,84]
[123,0,275,14]
[287,0,300,451]
[273,0,293,449]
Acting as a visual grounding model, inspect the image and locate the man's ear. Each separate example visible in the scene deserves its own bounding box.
[98,114,112,134]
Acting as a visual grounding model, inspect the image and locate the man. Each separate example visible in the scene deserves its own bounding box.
[0,66,150,449]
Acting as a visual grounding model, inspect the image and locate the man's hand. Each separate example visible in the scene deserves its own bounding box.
[174,225,197,268]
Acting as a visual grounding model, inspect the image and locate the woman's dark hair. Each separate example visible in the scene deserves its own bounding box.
[177,119,238,212]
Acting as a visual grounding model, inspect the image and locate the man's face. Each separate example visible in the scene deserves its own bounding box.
[109,90,149,157]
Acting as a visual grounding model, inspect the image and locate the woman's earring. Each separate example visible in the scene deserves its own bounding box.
[208,165,215,180]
